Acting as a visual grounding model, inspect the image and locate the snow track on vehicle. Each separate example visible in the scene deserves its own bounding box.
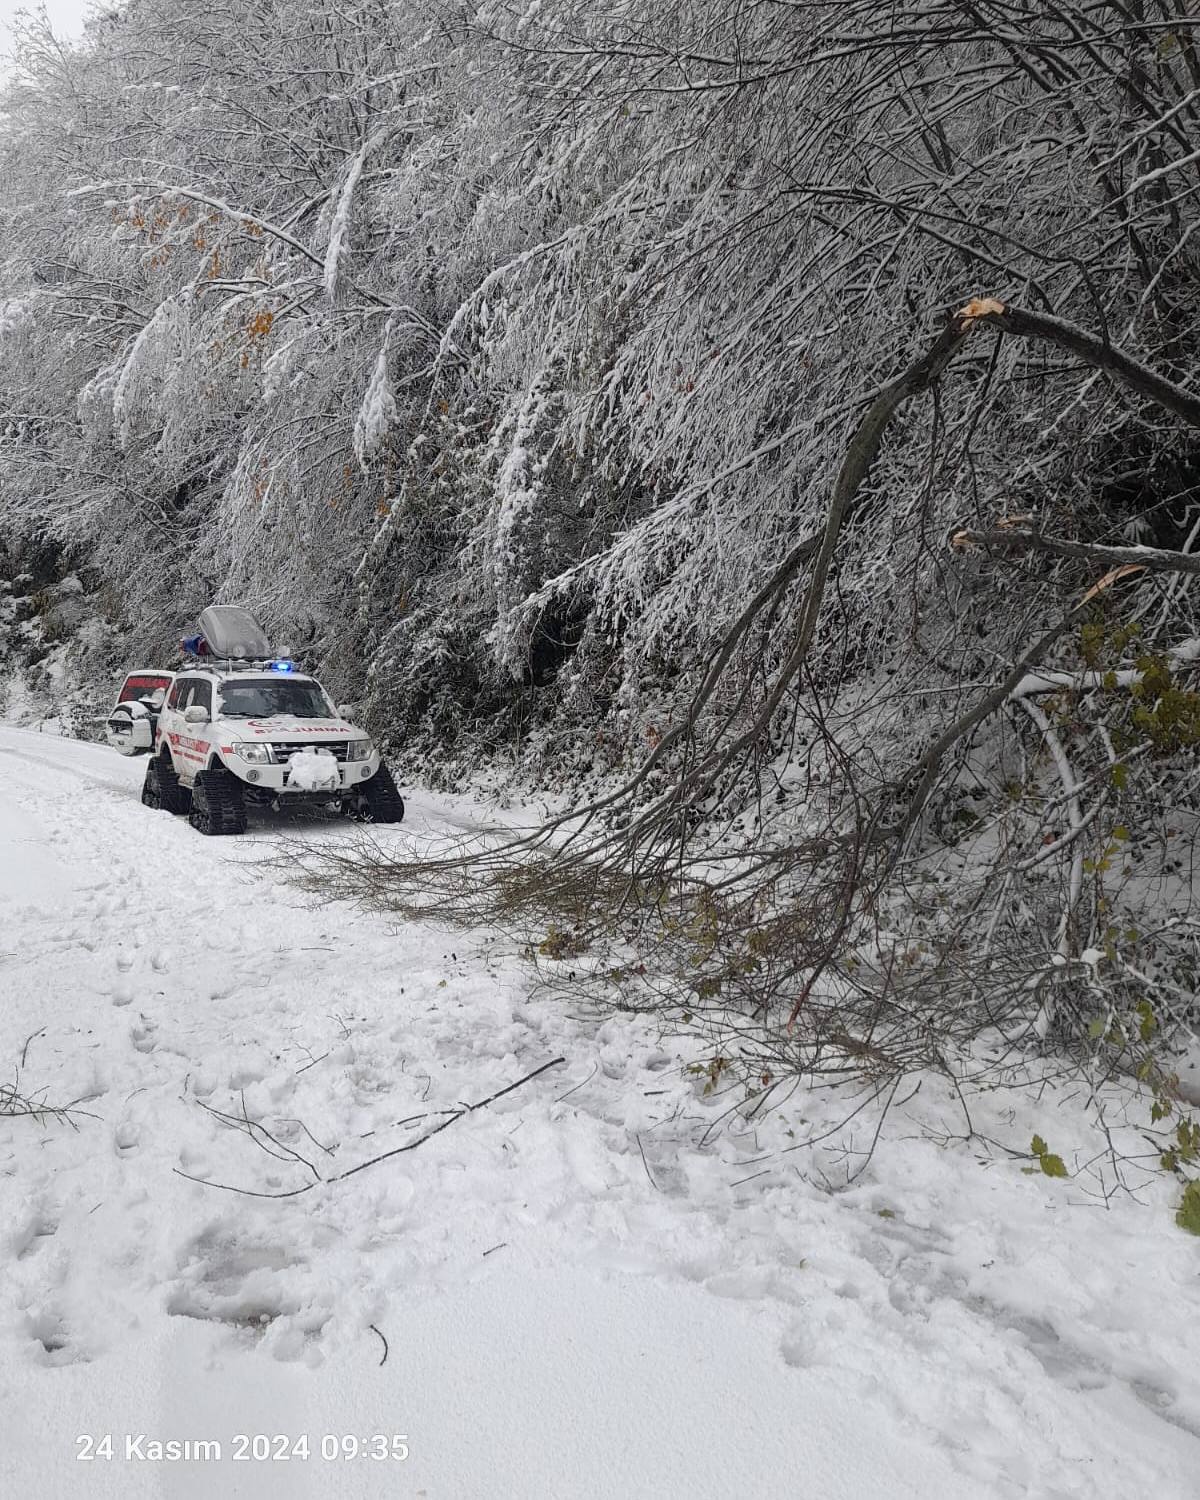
[0,726,1198,1499]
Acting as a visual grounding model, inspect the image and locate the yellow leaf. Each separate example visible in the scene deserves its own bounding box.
[1081,564,1146,604]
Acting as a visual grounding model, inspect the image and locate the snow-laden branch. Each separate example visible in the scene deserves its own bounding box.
[1123,143,1200,201]
[69,181,327,272]
[1012,637,1200,699]
[1017,696,1085,1041]
[324,133,385,298]
[951,526,1200,579]
[353,318,398,468]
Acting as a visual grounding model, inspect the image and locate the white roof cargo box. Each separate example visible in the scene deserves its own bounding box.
[197,605,271,659]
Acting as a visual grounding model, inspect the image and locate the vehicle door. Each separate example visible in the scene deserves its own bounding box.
[162,676,211,780]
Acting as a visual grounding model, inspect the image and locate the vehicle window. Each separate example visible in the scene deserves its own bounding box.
[217,677,336,719]
[166,678,185,710]
[118,673,172,704]
[172,677,206,711]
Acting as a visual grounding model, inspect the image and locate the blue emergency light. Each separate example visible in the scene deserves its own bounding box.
[269,659,296,673]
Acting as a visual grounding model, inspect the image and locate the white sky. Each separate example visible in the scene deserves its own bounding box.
[0,1,96,50]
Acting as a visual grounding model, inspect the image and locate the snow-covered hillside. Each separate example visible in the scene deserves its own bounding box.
[1,726,1197,1498]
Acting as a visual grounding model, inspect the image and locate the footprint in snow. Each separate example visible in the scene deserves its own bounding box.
[130,1019,156,1054]
[780,1326,816,1368]
[226,1064,267,1089]
[986,1305,1200,1442]
[13,1212,58,1261]
[25,1307,86,1366]
[166,1224,329,1357]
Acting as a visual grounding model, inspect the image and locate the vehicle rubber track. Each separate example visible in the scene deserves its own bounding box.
[188,765,247,836]
[354,764,405,824]
[140,757,161,809]
[156,750,192,816]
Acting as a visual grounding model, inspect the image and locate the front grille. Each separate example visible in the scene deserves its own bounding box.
[272,740,351,762]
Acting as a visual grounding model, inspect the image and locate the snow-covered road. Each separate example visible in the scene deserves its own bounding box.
[0,725,1197,1499]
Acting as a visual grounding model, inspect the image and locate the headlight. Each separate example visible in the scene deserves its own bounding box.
[232,742,275,764]
[344,739,373,761]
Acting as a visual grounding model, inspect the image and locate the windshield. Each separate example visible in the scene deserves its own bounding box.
[119,673,172,704]
[216,677,337,720]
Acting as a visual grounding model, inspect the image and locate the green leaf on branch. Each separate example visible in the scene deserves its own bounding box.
[1176,1181,1200,1236]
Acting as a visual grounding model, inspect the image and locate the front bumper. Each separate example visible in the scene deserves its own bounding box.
[218,749,380,794]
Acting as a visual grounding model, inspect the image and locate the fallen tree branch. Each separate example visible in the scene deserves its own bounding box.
[951,526,1200,579]
[888,599,1093,846]
[875,295,1200,846]
[333,1056,566,1183]
[960,300,1200,430]
[587,295,1200,871]
[173,1057,567,1198]
[1,1062,95,1127]
[608,316,979,864]
[1012,636,1200,698]
[792,315,973,668]
[195,1094,322,1180]
[369,1323,389,1366]
[792,293,1200,752]
[19,1028,45,1070]
[1017,696,1086,1040]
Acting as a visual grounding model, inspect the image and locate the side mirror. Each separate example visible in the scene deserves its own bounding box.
[337,703,358,720]
[146,688,165,709]
[183,704,209,725]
